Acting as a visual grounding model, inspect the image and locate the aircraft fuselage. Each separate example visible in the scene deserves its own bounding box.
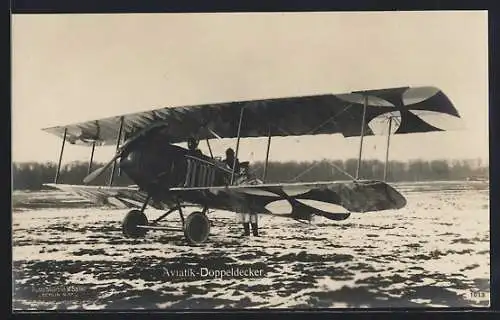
[118,134,231,198]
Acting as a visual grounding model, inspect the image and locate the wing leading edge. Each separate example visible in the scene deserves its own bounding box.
[42,86,459,146]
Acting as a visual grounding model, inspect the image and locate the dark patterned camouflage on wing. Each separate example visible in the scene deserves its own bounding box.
[41,86,460,146]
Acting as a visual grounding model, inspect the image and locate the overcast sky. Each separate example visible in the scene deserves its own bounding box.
[12,11,489,165]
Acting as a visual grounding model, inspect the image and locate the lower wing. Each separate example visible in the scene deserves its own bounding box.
[42,183,167,210]
[45,180,406,222]
[169,180,407,221]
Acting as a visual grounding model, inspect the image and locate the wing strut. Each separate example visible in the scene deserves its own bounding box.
[262,125,272,182]
[54,128,67,184]
[206,138,214,158]
[87,141,96,175]
[230,107,245,185]
[383,116,393,182]
[355,94,368,179]
[109,116,124,186]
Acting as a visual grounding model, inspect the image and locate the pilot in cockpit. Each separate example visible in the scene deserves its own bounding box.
[223,148,240,173]
[187,137,203,157]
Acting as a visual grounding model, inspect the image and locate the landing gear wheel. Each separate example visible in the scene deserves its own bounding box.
[184,211,210,245]
[122,210,148,238]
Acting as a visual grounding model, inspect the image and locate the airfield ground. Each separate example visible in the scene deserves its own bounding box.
[12,181,490,309]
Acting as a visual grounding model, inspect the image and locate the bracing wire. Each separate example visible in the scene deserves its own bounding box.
[327,161,355,180]
[289,158,355,182]
[289,161,323,182]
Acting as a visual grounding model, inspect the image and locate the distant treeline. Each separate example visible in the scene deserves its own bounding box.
[12,158,488,190]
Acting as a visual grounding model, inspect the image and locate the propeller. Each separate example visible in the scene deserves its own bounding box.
[83,152,122,184]
[83,121,169,184]
[207,127,223,141]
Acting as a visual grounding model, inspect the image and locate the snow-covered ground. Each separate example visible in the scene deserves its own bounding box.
[12,181,490,309]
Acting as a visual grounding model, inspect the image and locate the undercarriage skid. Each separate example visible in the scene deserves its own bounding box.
[121,196,211,245]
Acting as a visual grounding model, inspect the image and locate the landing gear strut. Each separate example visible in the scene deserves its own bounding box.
[121,196,211,245]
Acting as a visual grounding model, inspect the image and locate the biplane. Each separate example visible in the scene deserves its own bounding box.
[42,86,461,245]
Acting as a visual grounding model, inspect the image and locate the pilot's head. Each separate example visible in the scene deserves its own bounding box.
[188,137,198,150]
[225,148,235,158]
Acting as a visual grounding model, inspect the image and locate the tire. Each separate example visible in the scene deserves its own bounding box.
[122,210,148,238]
[184,211,210,245]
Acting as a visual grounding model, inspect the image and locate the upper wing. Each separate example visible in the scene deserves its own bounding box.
[41,86,460,146]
